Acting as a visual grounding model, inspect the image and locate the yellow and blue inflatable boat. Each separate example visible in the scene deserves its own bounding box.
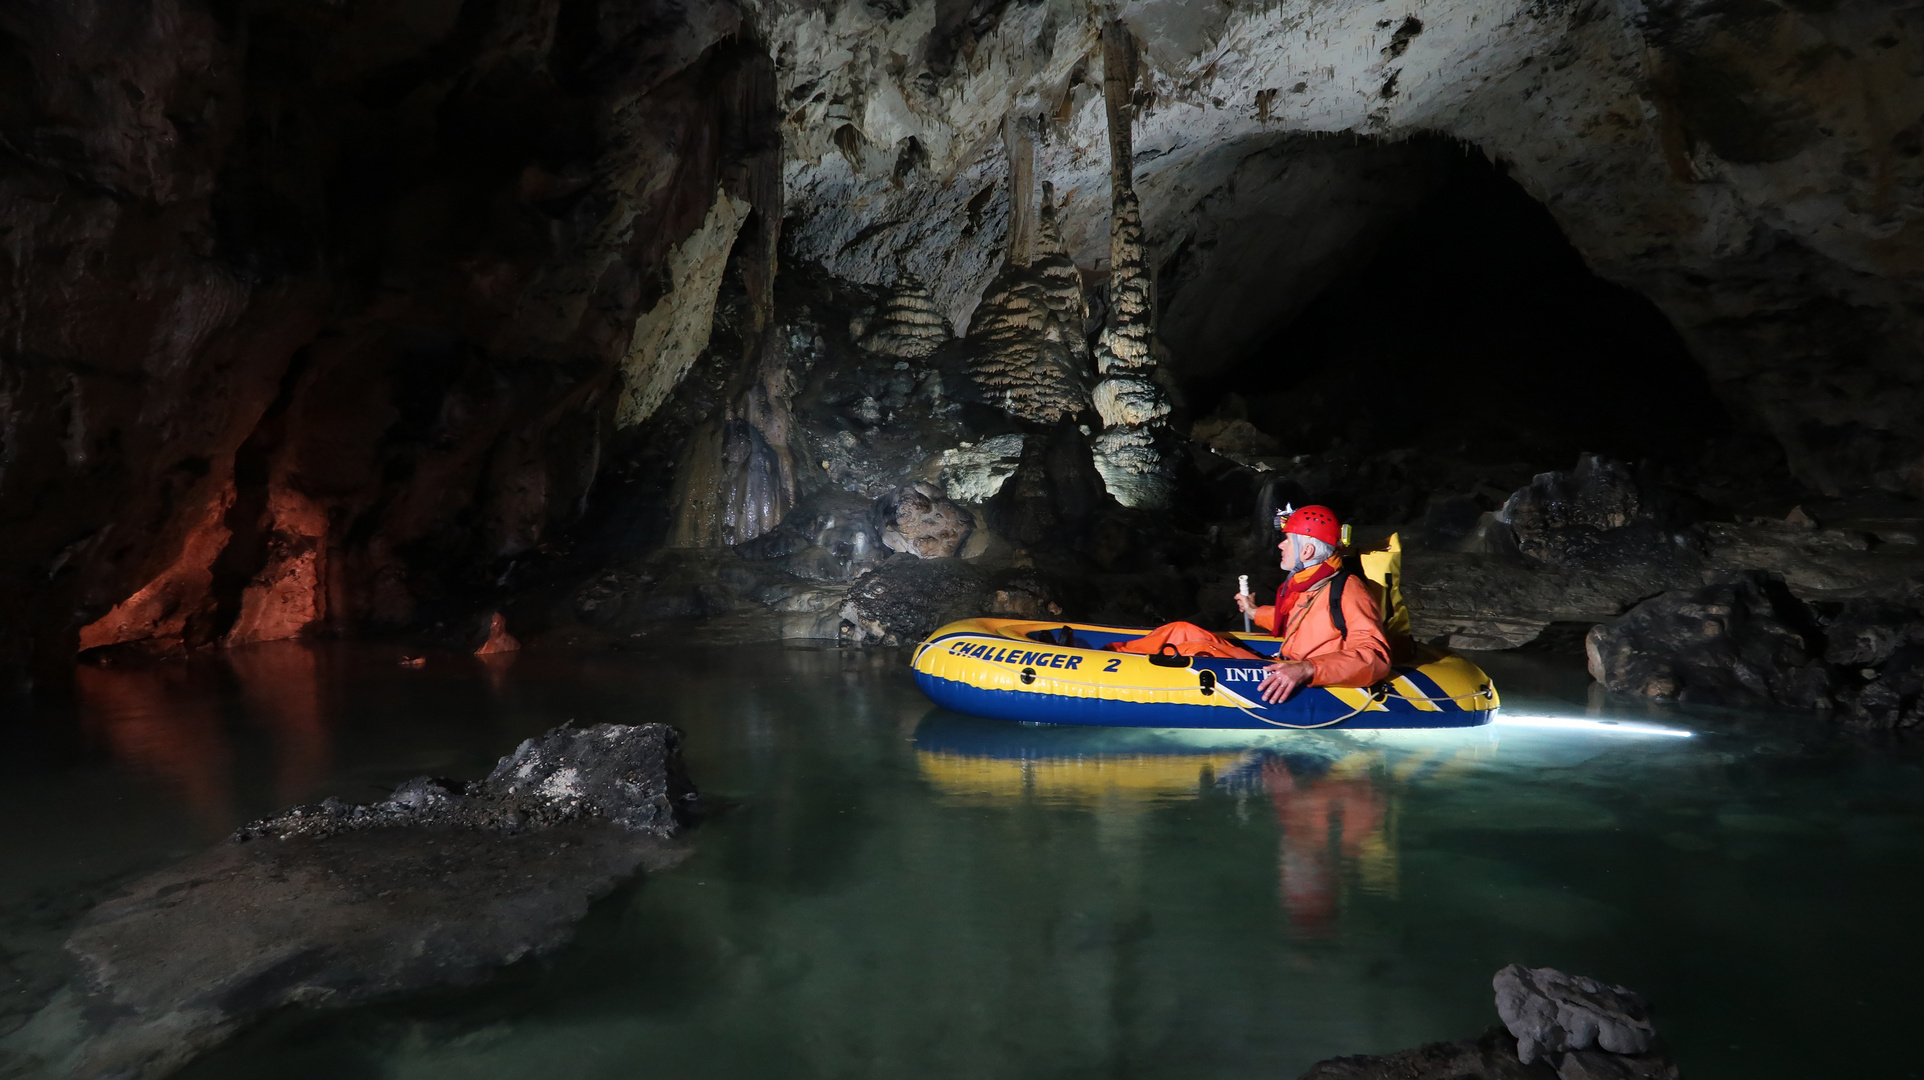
[911,619,1498,730]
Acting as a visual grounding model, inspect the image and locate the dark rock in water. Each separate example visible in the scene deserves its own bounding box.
[1585,572,1833,707]
[1297,1025,1556,1079]
[1493,964,1657,1064]
[843,556,989,645]
[0,724,695,1080]
[1297,968,1677,1080]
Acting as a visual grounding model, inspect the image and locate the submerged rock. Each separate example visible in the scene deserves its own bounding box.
[1298,1026,1555,1079]
[1298,967,1677,1080]
[0,724,696,1080]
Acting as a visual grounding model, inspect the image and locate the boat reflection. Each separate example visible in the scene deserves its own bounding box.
[913,713,1469,933]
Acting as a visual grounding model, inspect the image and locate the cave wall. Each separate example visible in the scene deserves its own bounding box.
[4,0,1920,684]
[770,0,1924,494]
[0,0,780,686]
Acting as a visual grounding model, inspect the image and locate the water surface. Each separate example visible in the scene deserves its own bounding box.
[4,643,1920,1079]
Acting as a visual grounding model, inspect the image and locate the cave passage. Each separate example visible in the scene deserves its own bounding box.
[1205,148,1730,468]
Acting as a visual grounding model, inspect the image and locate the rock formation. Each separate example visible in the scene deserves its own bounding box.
[853,280,951,359]
[1493,965,1659,1066]
[1299,966,1677,1080]
[0,723,697,1079]
[961,169,1095,424]
[1087,19,1175,510]
[0,0,781,687]
[876,483,974,559]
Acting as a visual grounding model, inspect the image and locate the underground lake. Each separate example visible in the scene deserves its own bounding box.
[2,642,1918,1080]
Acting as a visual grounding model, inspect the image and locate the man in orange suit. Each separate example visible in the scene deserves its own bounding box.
[1106,505,1391,703]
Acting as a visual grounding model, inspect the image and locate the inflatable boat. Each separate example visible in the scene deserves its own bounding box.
[910,618,1498,730]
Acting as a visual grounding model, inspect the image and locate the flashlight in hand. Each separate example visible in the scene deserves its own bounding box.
[1239,574,1253,633]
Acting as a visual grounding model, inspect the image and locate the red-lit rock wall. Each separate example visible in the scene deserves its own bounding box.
[0,0,779,687]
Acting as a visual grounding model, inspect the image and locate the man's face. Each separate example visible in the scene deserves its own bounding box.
[1277,534,1305,569]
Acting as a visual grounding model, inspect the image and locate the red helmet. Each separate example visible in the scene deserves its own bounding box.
[1278,504,1342,546]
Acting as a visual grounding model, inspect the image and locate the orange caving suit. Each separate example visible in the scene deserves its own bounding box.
[1108,577,1393,688]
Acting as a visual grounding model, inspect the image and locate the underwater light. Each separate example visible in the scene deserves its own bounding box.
[1489,713,1694,738]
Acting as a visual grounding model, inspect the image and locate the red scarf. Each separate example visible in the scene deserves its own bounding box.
[1273,555,1343,629]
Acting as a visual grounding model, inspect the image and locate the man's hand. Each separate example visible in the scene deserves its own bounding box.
[1234,592,1259,618]
[1258,660,1315,704]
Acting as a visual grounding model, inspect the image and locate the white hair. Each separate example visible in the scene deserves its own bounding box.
[1284,535,1336,572]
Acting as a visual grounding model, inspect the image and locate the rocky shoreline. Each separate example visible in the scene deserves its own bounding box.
[1300,966,1679,1080]
[0,724,697,1080]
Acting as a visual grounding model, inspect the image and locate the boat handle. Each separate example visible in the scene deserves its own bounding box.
[1198,670,1216,696]
[1020,667,1037,685]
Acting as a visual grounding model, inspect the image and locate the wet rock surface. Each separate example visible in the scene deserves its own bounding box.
[1585,572,1833,709]
[0,724,696,1080]
[1588,574,1924,728]
[1297,968,1678,1080]
[1493,964,1658,1065]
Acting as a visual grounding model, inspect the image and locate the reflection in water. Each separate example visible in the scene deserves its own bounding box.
[76,662,235,834]
[227,645,331,809]
[1260,755,1390,934]
[914,714,1473,935]
[75,645,333,834]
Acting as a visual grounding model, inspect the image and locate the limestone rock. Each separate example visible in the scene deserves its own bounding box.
[4,724,696,1080]
[1495,456,1684,571]
[1092,376,1170,429]
[1090,427,1175,510]
[1820,589,1924,730]
[940,435,1029,503]
[616,186,754,428]
[842,557,989,645]
[963,268,1093,424]
[1585,571,1833,707]
[1493,965,1658,1066]
[876,483,974,559]
[855,279,951,359]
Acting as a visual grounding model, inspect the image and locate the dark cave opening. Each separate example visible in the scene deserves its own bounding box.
[1198,147,1732,471]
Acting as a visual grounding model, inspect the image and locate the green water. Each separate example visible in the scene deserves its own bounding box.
[4,643,1921,1079]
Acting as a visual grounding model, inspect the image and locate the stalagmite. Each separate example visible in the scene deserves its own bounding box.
[1090,19,1174,509]
[962,120,1093,425]
[854,279,951,359]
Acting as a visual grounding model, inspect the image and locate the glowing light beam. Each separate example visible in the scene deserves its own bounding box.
[1489,713,1694,738]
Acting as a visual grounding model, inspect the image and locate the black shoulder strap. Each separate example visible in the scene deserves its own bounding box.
[1328,570,1349,641]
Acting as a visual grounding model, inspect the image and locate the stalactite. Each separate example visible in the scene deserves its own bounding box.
[1090,18,1173,510]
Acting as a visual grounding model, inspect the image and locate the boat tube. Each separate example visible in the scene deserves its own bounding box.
[911,618,1498,730]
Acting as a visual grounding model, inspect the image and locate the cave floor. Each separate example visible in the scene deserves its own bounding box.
[4,642,1922,1079]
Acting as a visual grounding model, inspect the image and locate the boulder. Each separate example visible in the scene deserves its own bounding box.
[1495,455,1696,577]
[1585,572,1833,707]
[940,435,1028,503]
[1,724,696,1080]
[841,556,989,645]
[1493,964,1658,1065]
[1819,589,1924,729]
[1298,968,1676,1080]
[876,483,974,559]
